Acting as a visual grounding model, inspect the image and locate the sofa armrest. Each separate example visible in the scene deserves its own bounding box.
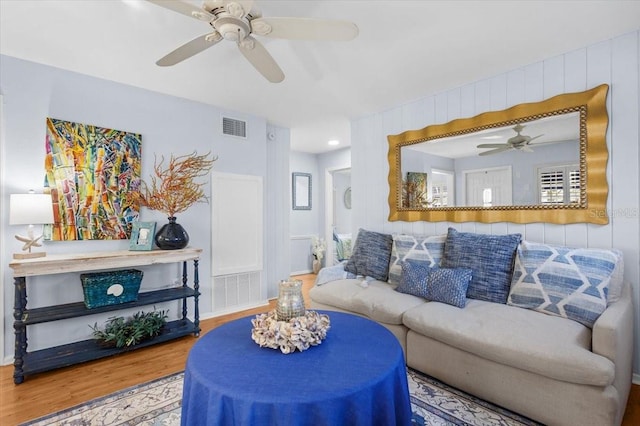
[592,280,634,422]
[592,281,634,363]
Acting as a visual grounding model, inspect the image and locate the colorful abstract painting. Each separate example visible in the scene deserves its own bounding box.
[403,172,429,208]
[44,118,141,240]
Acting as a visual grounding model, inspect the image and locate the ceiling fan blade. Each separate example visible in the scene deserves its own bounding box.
[251,17,359,41]
[476,143,507,149]
[146,0,214,21]
[527,134,544,143]
[479,147,512,156]
[237,36,284,83]
[521,146,534,153]
[157,33,223,66]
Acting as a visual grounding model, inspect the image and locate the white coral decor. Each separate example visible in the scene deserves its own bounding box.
[251,310,331,354]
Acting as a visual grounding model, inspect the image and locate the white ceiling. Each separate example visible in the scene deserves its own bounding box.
[1,1,639,154]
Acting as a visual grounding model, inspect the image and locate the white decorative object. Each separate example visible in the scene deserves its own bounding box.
[251,310,331,354]
[312,235,326,261]
[107,284,125,297]
[9,191,54,259]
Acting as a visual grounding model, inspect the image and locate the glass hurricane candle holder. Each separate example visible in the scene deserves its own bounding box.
[275,279,305,321]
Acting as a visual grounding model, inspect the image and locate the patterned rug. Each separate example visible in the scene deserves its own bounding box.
[22,368,540,425]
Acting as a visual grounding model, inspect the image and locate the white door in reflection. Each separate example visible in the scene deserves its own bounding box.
[463,166,512,206]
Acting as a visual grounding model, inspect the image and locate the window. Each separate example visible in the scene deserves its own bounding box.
[431,170,454,207]
[538,165,580,204]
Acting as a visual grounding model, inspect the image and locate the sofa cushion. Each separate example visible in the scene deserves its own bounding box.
[388,234,446,285]
[441,228,521,304]
[308,279,368,312]
[403,299,615,386]
[507,241,622,328]
[344,229,393,281]
[426,267,472,309]
[351,281,426,325]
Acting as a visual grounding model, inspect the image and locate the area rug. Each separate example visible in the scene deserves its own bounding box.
[22,368,540,425]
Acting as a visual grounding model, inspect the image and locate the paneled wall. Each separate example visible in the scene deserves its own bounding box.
[351,31,640,376]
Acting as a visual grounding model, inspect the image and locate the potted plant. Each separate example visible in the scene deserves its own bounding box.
[90,309,168,348]
[128,151,217,249]
[311,236,326,274]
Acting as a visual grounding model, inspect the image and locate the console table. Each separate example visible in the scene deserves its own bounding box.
[9,248,202,384]
[181,311,412,425]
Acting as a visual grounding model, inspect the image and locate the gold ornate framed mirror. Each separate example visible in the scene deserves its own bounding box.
[388,84,609,224]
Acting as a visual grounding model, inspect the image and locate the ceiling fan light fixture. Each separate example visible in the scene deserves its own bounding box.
[192,11,212,21]
[214,16,250,41]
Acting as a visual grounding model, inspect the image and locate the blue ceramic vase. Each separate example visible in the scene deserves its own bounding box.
[154,217,189,250]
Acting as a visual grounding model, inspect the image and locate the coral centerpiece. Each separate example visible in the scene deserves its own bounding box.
[251,310,331,354]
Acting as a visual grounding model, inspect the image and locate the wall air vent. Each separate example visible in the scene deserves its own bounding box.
[222,117,247,138]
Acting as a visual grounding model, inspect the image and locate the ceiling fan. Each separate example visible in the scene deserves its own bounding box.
[146,0,359,83]
[476,124,544,156]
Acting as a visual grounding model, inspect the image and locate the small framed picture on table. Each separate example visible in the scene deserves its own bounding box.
[129,222,156,251]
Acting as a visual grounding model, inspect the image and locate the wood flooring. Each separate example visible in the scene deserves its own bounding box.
[1,273,638,425]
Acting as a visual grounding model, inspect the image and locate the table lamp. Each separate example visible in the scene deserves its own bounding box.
[9,191,55,259]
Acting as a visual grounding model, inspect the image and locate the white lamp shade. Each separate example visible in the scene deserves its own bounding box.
[10,193,55,225]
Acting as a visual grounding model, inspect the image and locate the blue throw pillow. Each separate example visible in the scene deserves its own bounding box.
[426,268,472,308]
[344,229,393,281]
[396,260,431,298]
[441,228,521,304]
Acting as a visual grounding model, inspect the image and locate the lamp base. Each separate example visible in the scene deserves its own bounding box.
[13,252,47,260]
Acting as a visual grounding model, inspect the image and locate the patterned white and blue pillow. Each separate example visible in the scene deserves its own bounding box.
[507,241,622,328]
[388,234,446,285]
[344,228,393,281]
[426,267,472,308]
[397,260,472,308]
[441,228,521,304]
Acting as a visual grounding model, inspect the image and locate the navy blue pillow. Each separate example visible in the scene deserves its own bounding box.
[396,260,431,298]
[441,228,521,304]
[426,267,472,308]
[344,229,393,281]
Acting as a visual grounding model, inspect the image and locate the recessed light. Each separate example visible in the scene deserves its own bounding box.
[481,135,502,140]
[328,140,339,146]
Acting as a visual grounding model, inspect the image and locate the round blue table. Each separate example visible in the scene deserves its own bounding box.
[181,311,412,425]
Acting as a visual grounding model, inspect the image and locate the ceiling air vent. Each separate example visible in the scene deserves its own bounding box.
[222,117,247,138]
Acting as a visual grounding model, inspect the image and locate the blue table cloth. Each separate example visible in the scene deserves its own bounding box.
[181,311,412,425]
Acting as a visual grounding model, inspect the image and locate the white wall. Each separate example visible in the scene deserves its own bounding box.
[0,56,289,359]
[351,31,640,376]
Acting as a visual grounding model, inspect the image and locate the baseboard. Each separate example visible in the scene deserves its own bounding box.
[291,269,313,275]
[633,373,640,385]
[201,300,271,319]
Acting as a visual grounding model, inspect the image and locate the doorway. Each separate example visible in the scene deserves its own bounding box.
[324,167,351,267]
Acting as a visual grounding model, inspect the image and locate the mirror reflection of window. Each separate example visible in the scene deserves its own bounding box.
[482,188,493,207]
[538,164,580,204]
[430,169,454,207]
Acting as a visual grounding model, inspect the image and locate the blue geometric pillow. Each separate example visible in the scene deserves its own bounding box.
[441,228,521,304]
[388,234,445,285]
[396,260,431,298]
[426,268,472,308]
[508,241,621,328]
[344,229,393,281]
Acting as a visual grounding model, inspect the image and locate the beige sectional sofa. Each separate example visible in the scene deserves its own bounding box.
[309,229,634,426]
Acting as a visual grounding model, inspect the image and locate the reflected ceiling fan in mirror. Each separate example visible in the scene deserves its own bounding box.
[476,124,544,156]
[146,0,359,83]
